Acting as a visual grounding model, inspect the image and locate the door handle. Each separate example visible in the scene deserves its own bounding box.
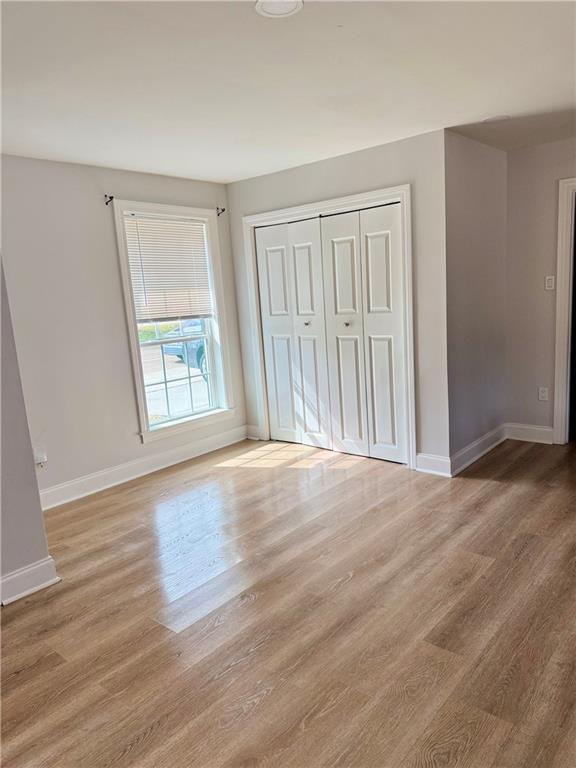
[344,321,351,327]
[304,321,311,326]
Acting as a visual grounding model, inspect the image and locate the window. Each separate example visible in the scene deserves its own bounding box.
[114,201,232,440]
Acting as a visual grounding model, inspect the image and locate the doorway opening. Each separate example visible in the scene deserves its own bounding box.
[553,178,576,444]
[570,200,576,442]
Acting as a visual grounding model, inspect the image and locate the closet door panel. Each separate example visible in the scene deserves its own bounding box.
[332,237,358,313]
[365,231,392,312]
[290,219,331,449]
[265,246,290,316]
[257,219,331,449]
[368,335,396,446]
[336,335,365,442]
[271,335,297,431]
[322,211,369,456]
[293,243,315,315]
[256,224,299,443]
[299,336,322,435]
[361,205,407,462]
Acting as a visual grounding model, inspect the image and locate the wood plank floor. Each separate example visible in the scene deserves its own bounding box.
[2,439,576,767]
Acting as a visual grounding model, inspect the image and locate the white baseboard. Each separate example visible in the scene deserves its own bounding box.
[504,422,554,444]
[449,422,554,478]
[38,420,555,509]
[419,421,554,480]
[246,425,262,440]
[450,425,507,477]
[40,425,248,510]
[415,452,452,477]
[1,556,60,605]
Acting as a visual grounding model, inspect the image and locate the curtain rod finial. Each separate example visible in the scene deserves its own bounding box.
[104,195,114,206]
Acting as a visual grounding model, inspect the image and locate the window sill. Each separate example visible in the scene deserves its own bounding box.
[139,407,236,444]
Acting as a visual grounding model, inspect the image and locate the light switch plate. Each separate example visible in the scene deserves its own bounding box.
[538,387,549,402]
[545,276,555,290]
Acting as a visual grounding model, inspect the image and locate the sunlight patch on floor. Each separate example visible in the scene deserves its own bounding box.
[215,443,368,470]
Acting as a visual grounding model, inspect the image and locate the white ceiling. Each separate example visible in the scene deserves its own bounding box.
[3,1,575,183]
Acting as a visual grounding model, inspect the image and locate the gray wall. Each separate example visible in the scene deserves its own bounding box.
[445,131,508,454]
[506,137,576,427]
[227,130,451,458]
[2,155,246,490]
[6,132,569,496]
[1,265,51,576]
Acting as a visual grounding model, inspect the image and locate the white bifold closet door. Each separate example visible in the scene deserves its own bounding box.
[321,210,369,456]
[360,204,407,463]
[321,204,407,462]
[256,219,332,448]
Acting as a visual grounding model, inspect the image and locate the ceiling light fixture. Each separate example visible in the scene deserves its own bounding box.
[255,1,303,18]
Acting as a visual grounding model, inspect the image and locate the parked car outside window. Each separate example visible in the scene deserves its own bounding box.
[162,319,207,378]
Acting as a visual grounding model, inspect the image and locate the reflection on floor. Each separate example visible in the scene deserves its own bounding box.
[2,439,575,767]
[216,442,365,469]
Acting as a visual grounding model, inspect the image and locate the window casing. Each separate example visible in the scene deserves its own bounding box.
[114,200,233,441]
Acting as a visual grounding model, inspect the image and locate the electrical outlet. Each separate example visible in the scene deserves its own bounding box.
[538,387,549,402]
[545,276,555,291]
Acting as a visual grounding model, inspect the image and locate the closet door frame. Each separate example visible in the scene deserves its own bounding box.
[242,185,417,470]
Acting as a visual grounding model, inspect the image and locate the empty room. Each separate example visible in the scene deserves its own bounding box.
[1,1,576,766]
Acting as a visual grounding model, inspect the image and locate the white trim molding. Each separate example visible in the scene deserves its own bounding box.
[40,425,247,510]
[246,425,262,440]
[450,425,507,477]
[415,452,452,477]
[553,177,576,444]
[241,184,417,469]
[504,422,554,444]
[421,422,553,479]
[1,556,60,605]
[36,420,557,511]
[140,407,237,443]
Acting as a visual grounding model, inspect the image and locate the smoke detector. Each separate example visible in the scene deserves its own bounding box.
[255,1,303,18]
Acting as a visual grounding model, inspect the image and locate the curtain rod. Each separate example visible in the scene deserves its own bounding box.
[103,195,226,216]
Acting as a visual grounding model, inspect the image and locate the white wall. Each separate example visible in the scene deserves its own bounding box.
[1,265,58,601]
[2,156,246,495]
[228,131,450,459]
[506,137,576,428]
[445,131,508,454]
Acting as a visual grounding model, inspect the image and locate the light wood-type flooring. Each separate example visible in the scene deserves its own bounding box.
[2,439,576,767]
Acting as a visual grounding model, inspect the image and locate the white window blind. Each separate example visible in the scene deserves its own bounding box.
[124,213,214,321]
